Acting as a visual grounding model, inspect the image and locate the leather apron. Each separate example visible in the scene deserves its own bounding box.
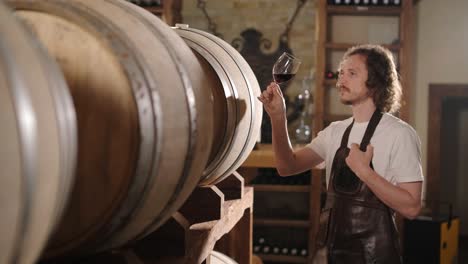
[316,110,402,264]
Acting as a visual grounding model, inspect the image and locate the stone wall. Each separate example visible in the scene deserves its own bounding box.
[181,0,317,98]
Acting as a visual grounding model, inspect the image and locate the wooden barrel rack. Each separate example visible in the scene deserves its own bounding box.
[41,172,253,264]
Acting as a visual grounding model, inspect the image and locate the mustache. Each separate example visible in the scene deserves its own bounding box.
[337,83,350,92]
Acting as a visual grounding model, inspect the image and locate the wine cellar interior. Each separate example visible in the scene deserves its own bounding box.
[1,0,468,264]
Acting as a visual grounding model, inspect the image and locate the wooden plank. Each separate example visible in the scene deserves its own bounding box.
[314,0,327,137]
[254,218,309,228]
[310,1,328,260]
[257,254,308,263]
[241,144,306,168]
[327,5,401,16]
[241,144,276,168]
[186,187,254,263]
[398,0,414,122]
[325,42,400,51]
[215,207,252,264]
[253,184,309,193]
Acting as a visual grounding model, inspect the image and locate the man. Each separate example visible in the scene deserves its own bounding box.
[257,44,423,263]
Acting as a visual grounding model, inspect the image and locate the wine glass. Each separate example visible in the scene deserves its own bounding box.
[272,52,302,85]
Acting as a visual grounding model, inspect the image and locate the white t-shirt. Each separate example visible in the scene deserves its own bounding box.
[307,113,424,188]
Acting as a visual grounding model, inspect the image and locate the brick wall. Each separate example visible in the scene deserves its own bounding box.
[181,0,317,98]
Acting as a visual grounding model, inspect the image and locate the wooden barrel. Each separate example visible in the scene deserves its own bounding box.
[173,24,262,186]
[0,2,77,264]
[6,0,214,258]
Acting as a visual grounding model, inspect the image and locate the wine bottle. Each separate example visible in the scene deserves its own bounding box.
[258,237,266,245]
[290,248,299,256]
[262,245,271,254]
[253,245,261,253]
[281,247,289,255]
[272,245,280,255]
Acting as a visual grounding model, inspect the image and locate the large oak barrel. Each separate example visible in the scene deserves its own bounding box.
[0,2,77,264]
[7,0,214,258]
[173,24,262,186]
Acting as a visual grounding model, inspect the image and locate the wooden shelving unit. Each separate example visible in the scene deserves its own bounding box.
[240,143,320,263]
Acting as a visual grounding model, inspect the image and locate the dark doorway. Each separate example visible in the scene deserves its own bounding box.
[427,84,468,263]
[440,97,468,235]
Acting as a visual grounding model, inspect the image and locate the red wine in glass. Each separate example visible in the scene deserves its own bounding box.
[273,73,295,84]
[272,52,301,84]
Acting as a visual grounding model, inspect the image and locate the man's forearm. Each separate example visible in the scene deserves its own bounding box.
[358,168,421,219]
[270,114,295,175]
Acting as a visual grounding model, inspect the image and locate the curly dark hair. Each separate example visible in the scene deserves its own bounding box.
[343,44,402,114]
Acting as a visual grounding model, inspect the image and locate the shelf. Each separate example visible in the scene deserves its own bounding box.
[242,143,306,168]
[242,145,276,168]
[327,5,402,16]
[254,218,309,228]
[253,184,310,193]
[257,254,308,263]
[324,78,337,86]
[325,42,400,51]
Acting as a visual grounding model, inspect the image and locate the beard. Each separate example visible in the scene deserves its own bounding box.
[340,98,353,105]
[339,86,353,105]
[339,90,370,106]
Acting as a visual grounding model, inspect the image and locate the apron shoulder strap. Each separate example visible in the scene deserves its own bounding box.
[340,119,354,148]
[359,110,383,151]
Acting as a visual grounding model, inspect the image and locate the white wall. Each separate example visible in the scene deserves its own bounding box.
[413,0,468,177]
